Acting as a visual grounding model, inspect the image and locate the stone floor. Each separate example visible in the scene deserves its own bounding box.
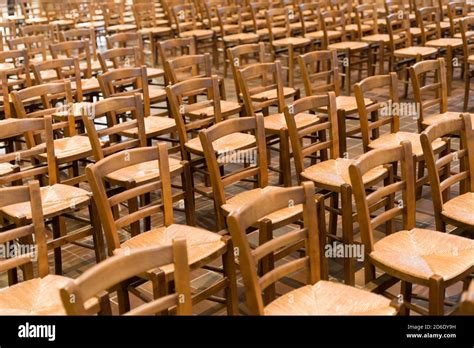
[1,45,472,315]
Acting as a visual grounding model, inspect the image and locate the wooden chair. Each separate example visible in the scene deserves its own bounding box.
[82,95,194,226]
[98,44,163,80]
[166,76,224,193]
[298,50,374,155]
[460,16,474,112]
[0,116,104,277]
[0,49,31,120]
[421,114,474,232]
[31,58,84,103]
[249,1,282,42]
[299,2,334,49]
[61,240,192,315]
[60,28,98,61]
[0,20,16,51]
[416,6,463,94]
[446,0,467,38]
[165,53,241,119]
[321,9,373,95]
[86,144,238,315]
[133,2,173,66]
[386,13,438,98]
[216,6,259,78]
[7,35,48,65]
[0,182,77,314]
[226,182,398,315]
[172,3,217,66]
[265,7,312,88]
[349,141,474,315]
[20,24,56,46]
[98,66,175,143]
[101,1,136,35]
[409,57,462,132]
[284,93,388,285]
[354,72,447,198]
[237,61,307,187]
[156,37,196,85]
[199,114,298,231]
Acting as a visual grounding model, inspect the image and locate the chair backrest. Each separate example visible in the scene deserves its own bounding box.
[298,2,321,36]
[199,114,268,214]
[166,76,222,159]
[7,35,47,62]
[31,58,83,102]
[133,3,159,29]
[237,61,285,115]
[60,28,97,60]
[460,16,474,70]
[355,3,378,38]
[354,73,400,152]
[98,66,151,116]
[284,93,339,183]
[60,239,192,315]
[172,3,199,33]
[217,5,244,37]
[82,94,147,161]
[420,114,474,231]
[409,58,448,129]
[0,49,31,119]
[165,53,212,85]
[157,38,196,82]
[50,40,93,79]
[349,142,415,256]
[98,47,143,73]
[20,24,55,44]
[265,8,291,43]
[320,10,347,48]
[386,13,413,52]
[0,21,16,50]
[416,6,441,44]
[227,43,266,98]
[0,182,49,280]
[298,50,340,97]
[447,0,467,37]
[226,182,321,315]
[86,143,174,251]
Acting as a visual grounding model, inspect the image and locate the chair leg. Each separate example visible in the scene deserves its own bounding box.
[337,109,347,156]
[182,163,196,226]
[341,184,355,286]
[416,160,425,199]
[222,239,239,315]
[464,67,470,112]
[400,281,412,316]
[279,129,292,187]
[52,216,66,275]
[288,44,294,88]
[429,275,445,316]
[328,192,338,238]
[116,281,131,314]
[89,200,106,263]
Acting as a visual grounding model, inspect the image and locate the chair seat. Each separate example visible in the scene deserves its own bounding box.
[107,24,136,32]
[264,112,319,133]
[72,77,100,93]
[76,21,105,29]
[1,184,91,220]
[394,46,438,58]
[369,132,445,158]
[0,162,15,176]
[252,87,298,102]
[222,186,303,225]
[117,224,226,274]
[51,19,74,27]
[422,112,473,128]
[336,95,372,113]
[0,275,70,315]
[122,116,176,138]
[409,27,421,36]
[306,30,342,40]
[223,33,259,43]
[371,228,474,281]
[138,27,172,36]
[186,100,241,118]
[301,158,386,188]
[149,85,167,101]
[179,29,214,39]
[264,280,397,315]
[442,192,474,227]
[185,132,256,154]
[425,38,462,48]
[256,27,286,37]
[468,54,474,64]
[328,41,369,51]
[106,157,183,185]
[37,135,93,161]
[427,22,450,30]
[272,37,311,47]
[345,24,372,32]
[146,67,164,79]
[361,34,396,43]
